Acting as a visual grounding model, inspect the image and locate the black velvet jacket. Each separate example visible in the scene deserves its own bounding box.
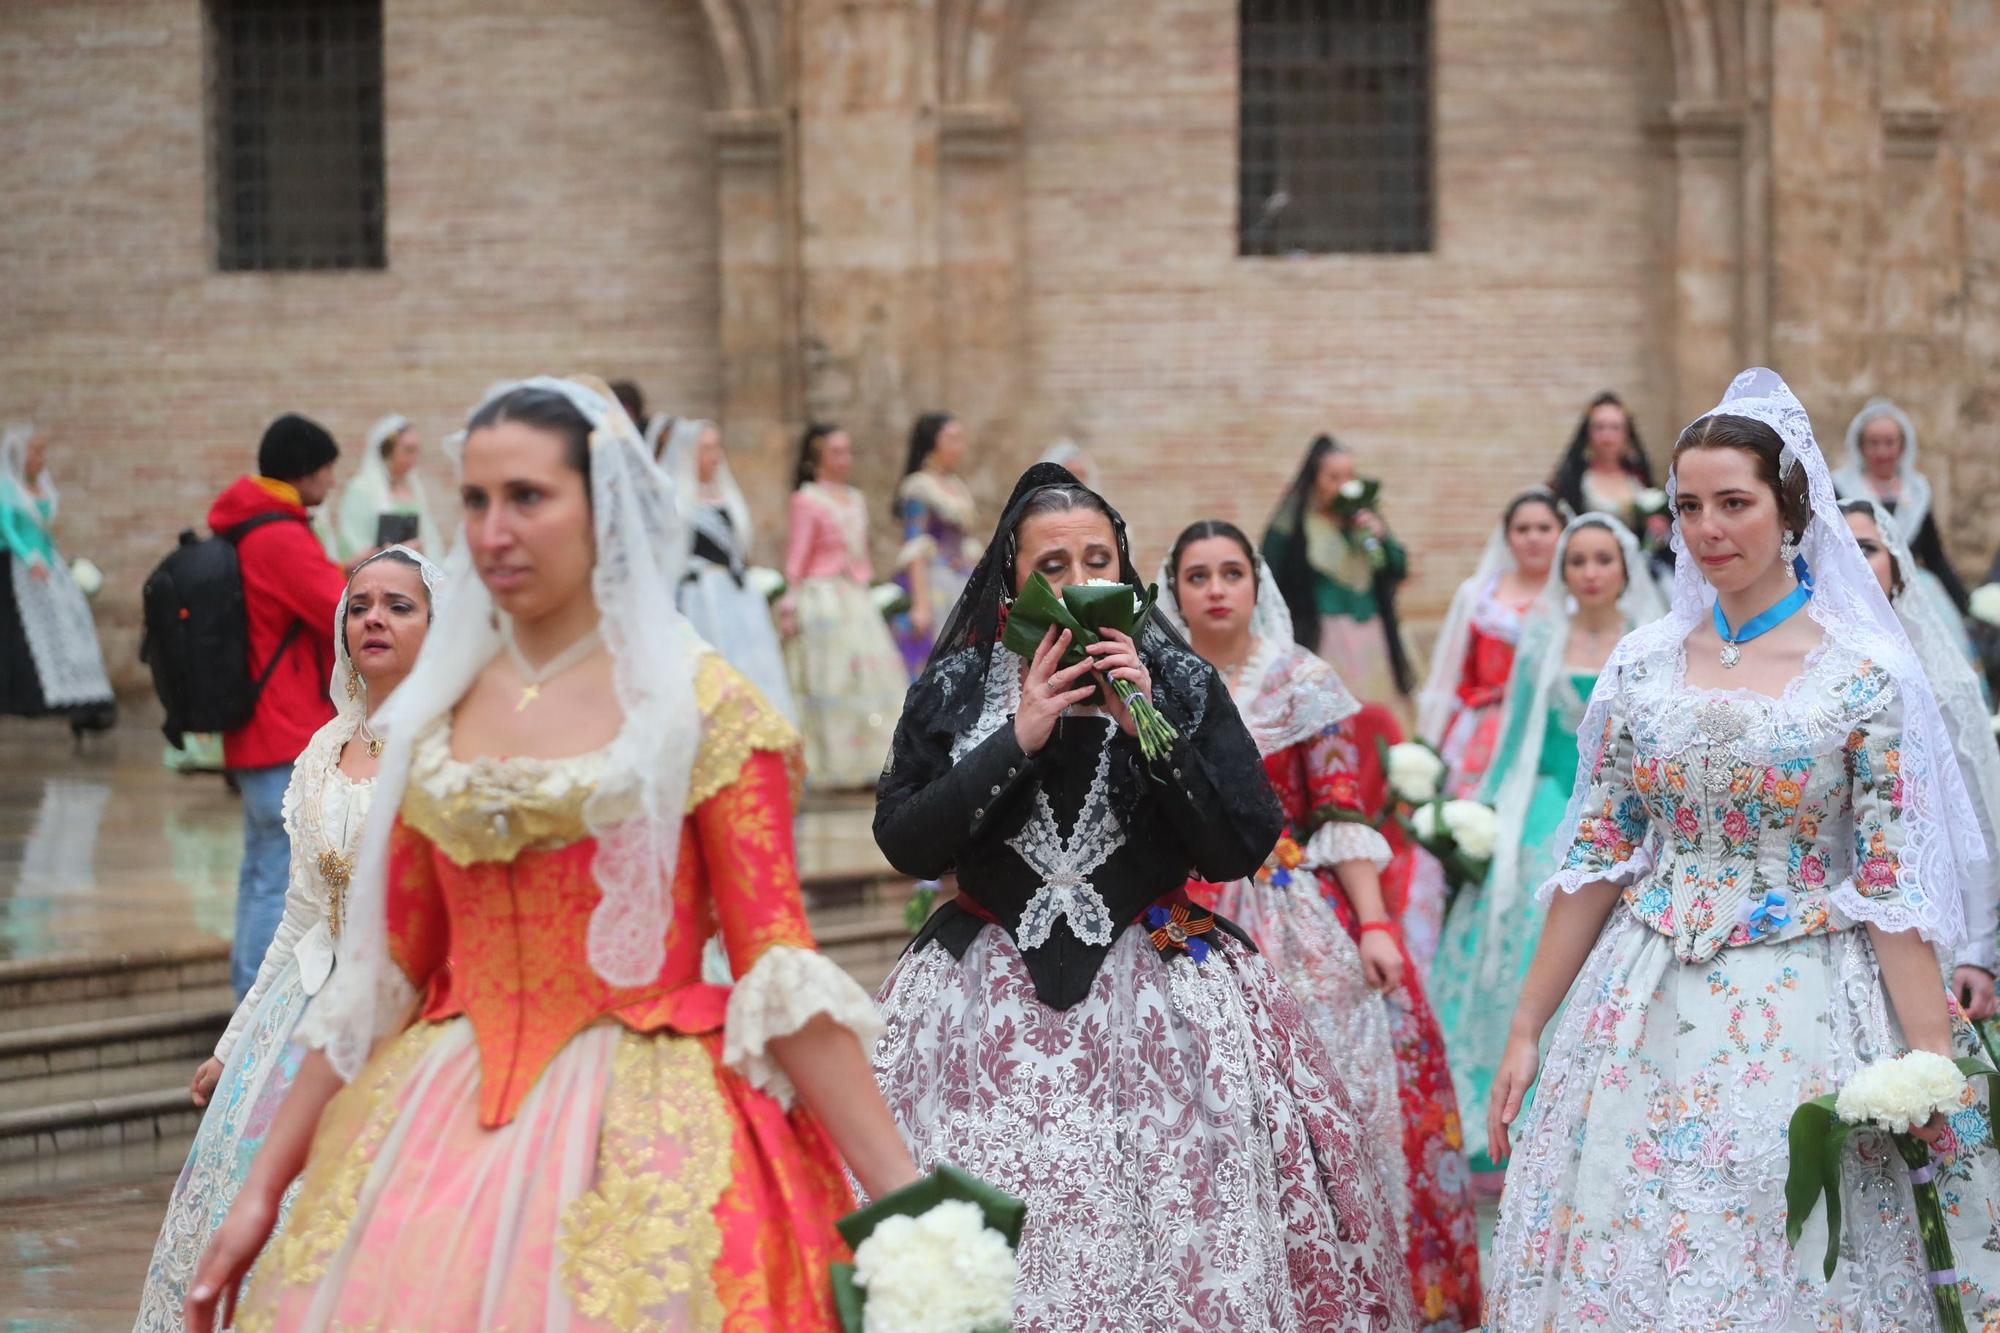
[874,642,1283,1009]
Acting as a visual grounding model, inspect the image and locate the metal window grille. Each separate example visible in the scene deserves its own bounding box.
[210,0,386,271]
[1239,0,1431,256]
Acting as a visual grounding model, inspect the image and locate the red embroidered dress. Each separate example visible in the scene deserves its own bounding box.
[237,658,879,1331]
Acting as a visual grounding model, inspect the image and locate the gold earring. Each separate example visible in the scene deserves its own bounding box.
[345,666,361,701]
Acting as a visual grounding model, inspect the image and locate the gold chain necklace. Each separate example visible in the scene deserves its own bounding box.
[501,624,603,712]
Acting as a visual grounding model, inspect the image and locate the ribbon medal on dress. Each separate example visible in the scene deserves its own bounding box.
[1145,902,1215,964]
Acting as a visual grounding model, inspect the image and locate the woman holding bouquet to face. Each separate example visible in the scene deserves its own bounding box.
[1164,519,1481,1331]
[1428,513,1665,1193]
[1484,369,2000,1329]
[1262,434,1415,716]
[869,465,1412,1332]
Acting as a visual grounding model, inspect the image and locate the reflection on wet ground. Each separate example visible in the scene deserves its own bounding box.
[0,710,891,966]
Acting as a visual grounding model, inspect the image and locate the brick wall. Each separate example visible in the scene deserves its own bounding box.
[0,0,720,687]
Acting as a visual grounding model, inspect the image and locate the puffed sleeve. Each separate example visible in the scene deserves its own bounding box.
[1298,719,1392,871]
[1833,694,1941,942]
[1537,688,1652,903]
[895,491,936,573]
[698,666,884,1105]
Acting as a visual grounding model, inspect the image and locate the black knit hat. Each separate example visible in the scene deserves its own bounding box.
[257,413,340,482]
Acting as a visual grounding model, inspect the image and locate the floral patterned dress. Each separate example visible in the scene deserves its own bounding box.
[1488,639,2000,1329]
[1192,637,1481,1331]
[234,657,883,1331]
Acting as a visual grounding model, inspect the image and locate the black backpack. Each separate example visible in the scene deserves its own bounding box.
[140,513,306,747]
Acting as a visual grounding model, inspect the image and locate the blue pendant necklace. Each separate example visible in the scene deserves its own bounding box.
[1712,581,1813,668]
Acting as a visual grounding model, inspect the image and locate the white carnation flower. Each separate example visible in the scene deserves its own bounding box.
[1409,803,1444,841]
[870,582,906,613]
[852,1198,1017,1333]
[1635,487,1670,515]
[1441,799,1499,861]
[1972,583,2000,628]
[745,565,786,600]
[1384,742,1444,805]
[1835,1050,1966,1135]
[1339,479,1366,501]
[68,557,103,599]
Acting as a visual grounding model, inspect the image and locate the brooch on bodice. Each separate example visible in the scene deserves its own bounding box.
[318,850,353,936]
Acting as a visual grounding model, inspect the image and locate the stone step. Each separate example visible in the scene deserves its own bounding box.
[0,943,233,1033]
[0,1007,230,1113]
[0,1088,204,1197]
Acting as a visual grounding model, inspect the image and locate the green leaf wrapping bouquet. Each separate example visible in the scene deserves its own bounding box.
[998,574,1180,763]
[830,1164,1027,1333]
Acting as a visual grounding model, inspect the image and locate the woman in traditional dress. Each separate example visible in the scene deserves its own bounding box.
[868,464,1411,1332]
[1037,439,1098,491]
[1417,487,1566,798]
[184,378,920,1331]
[778,422,907,789]
[1486,368,2000,1328]
[136,545,443,1332]
[0,423,115,735]
[1163,518,1480,1331]
[890,411,979,676]
[1429,513,1665,1191]
[660,417,796,723]
[1845,498,2000,1019]
[1262,434,1415,714]
[1834,396,1971,615]
[333,415,442,560]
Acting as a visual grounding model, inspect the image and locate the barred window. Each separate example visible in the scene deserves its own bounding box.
[209,0,386,271]
[1239,0,1431,256]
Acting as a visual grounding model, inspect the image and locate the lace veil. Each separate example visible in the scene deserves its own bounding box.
[335,414,440,558]
[1476,514,1662,950]
[1863,501,2000,961]
[1153,542,1294,647]
[1834,397,1931,539]
[660,417,754,557]
[0,422,56,521]
[285,545,447,846]
[1555,368,1986,945]
[298,376,706,1080]
[1414,487,1569,746]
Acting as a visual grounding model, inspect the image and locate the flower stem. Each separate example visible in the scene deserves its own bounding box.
[1895,1134,1968,1333]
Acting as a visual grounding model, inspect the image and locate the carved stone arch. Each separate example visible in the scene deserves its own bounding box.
[939,0,1029,110]
[694,0,781,113]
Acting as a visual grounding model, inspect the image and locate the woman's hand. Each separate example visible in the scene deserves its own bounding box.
[908,599,932,638]
[184,1186,281,1332]
[1084,628,1152,740]
[190,1056,224,1107]
[774,597,798,640]
[1014,627,1097,756]
[1353,509,1386,538]
[27,561,48,583]
[1488,1025,1542,1165]
[1955,965,1999,1022]
[1357,928,1404,993]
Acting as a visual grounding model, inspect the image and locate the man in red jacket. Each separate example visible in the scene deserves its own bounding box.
[206,415,347,997]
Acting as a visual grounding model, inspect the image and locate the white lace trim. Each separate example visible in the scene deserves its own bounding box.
[722,944,884,1110]
[1536,841,1656,905]
[1010,736,1123,949]
[9,553,111,707]
[1304,819,1390,872]
[1231,638,1360,757]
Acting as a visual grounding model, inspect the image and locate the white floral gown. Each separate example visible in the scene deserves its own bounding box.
[1489,639,2000,1330]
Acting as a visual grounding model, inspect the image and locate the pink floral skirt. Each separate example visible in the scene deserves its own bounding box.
[869,925,1412,1332]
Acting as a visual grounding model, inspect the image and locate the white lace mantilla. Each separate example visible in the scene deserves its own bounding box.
[1229,636,1360,757]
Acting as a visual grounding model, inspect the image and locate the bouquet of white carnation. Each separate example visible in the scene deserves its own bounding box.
[68,557,103,599]
[1383,741,1445,805]
[1787,1049,2000,1332]
[1971,583,2000,629]
[833,1164,1025,1333]
[872,581,913,621]
[1634,487,1670,517]
[745,566,786,603]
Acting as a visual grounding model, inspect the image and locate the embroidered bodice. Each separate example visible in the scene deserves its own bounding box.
[384,654,820,1125]
[1551,640,1911,965]
[784,483,873,585]
[894,471,979,575]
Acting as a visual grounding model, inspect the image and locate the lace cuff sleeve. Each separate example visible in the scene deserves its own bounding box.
[1303,818,1391,871]
[1833,694,1965,944]
[1536,702,1651,904]
[723,944,886,1109]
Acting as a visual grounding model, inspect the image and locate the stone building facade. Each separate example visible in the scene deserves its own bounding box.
[3,0,1996,688]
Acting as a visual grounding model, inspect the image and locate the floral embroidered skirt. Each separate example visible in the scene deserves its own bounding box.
[1431,769,1568,1175]
[135,956,310,1332]
[782,576,906,790]
[1489,910,2000,1330]
[870,925,1413,1333]
[1438,699,1504,801]
[234,1018,854,1331]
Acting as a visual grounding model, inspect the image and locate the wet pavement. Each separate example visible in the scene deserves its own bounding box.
[0,1175,173,1331]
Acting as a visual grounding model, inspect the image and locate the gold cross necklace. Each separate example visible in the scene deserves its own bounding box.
[501,622,604,712]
